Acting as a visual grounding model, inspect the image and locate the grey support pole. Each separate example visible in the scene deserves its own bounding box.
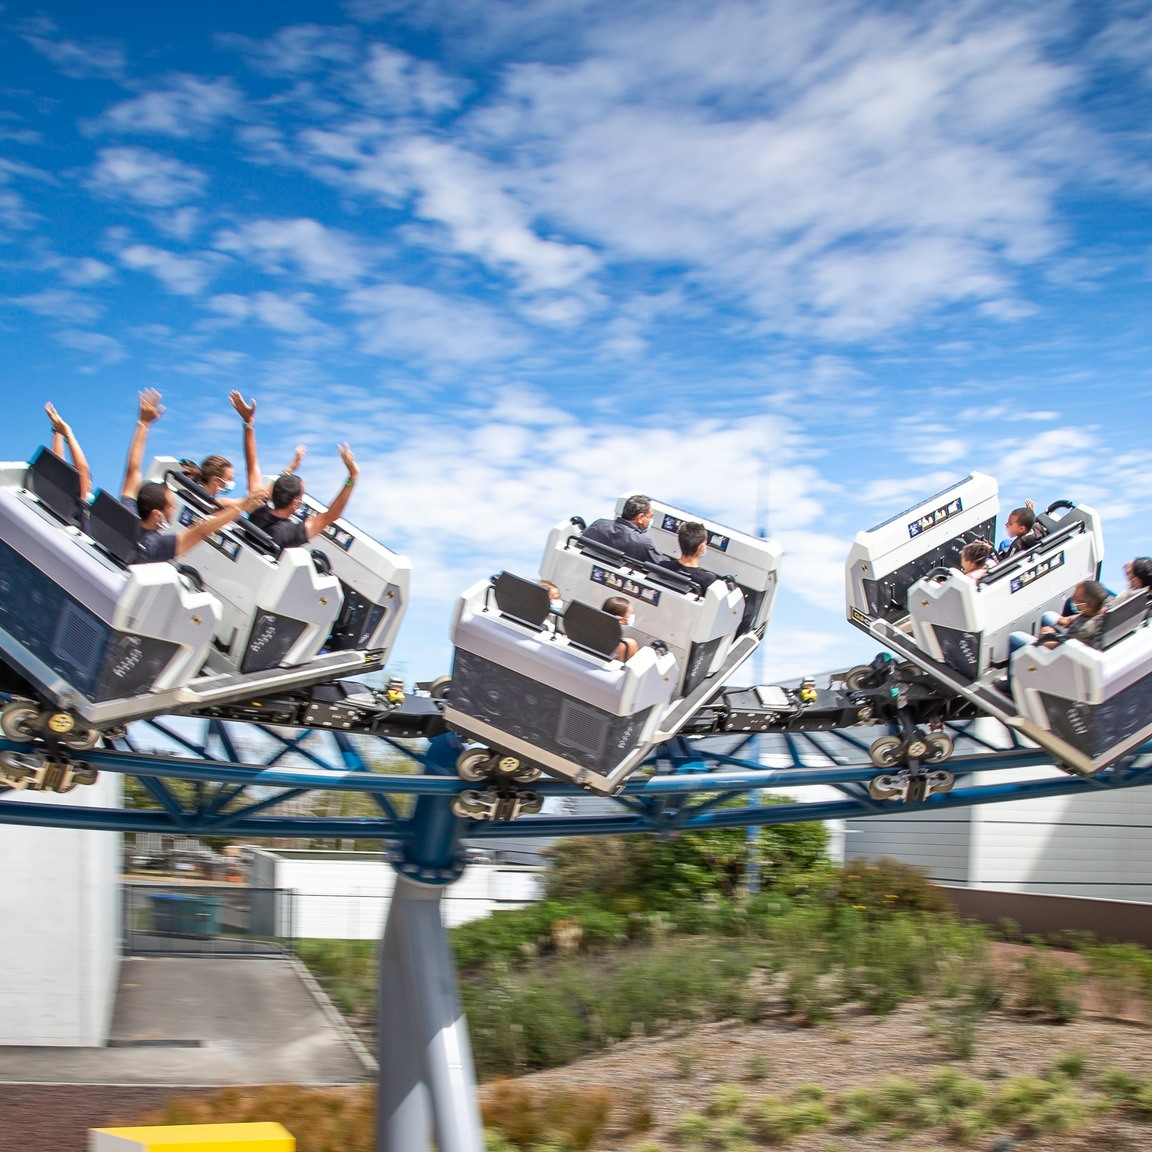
[377,874,485,1152]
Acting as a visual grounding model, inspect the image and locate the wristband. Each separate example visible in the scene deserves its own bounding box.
[345,478,356,488]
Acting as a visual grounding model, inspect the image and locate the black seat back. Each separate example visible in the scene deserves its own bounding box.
[1100,591,1152,650]
[563,600,623,660]
[87,489,143,567]
[26,446,83,526]
[491,571,550,631]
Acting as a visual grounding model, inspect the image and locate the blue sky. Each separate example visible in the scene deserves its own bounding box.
[2,0,1152,684]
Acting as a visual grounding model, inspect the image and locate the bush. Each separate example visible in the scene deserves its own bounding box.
[462,937,763,1078]
[1014,952,1081,1023]
[1081,941,1152,1018]
[116,1085,374,1151]
[481,1080,614,1151]
[745,1094,831,1144]
[830,858,954,920]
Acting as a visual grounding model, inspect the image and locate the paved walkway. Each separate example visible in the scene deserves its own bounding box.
[0,956,374,1086]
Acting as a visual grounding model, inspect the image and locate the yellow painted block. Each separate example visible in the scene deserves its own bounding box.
[89,1120,294,1152]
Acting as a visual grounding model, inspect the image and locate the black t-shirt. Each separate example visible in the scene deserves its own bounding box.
[139,528,177,562]
[664,559,719,592]
[249,505,309,550]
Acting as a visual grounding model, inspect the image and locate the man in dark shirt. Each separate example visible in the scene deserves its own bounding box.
[663,521,719,593]
[248,444,359,550]
[581,494,666,566]
[132,481,267,561]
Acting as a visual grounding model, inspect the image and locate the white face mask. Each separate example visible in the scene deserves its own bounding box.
[220,479,236,494]
[550,599,563,612]
[625,613,636,627]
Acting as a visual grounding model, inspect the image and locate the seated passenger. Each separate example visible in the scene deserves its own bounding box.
[45,402,91,502]
[662,521,719,592]
[581,494,666,567]
[133,482,268,562]
[959,540,994,582]
[539,580,564,613]
[247,444,359,550]
[996,500,1043,559]
[601,596,640,663]
[1037,580,1112,649]
[1114,557,1152,604]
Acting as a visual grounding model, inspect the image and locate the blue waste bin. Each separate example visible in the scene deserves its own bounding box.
[150,893,221,935]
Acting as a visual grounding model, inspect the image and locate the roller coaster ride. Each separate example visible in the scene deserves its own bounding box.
[3,453,1152,1152]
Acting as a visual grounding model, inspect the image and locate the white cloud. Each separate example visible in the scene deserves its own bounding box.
[356,43,464,114]
[59,257,114,287]
[92,75,244,139]
[118,244,218,296]
[55,328,127,370]
[343,283,526,362]
[88,147,208,207]
[213,218,368,285]
[206,291,340,345]
[18,19,127,81]
[5,288,103,324]
[216,24,360,77]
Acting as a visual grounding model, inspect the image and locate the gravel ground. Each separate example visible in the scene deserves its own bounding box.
[508,1001,1152,1150]
[0,1085,221,1152]
[7,944,1152,1152]
[6,1005,1152,1151]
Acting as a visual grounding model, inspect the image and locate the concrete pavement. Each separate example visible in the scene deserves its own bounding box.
[0,956,375,1086]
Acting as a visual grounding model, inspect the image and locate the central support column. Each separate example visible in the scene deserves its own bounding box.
[377,735,484,1152]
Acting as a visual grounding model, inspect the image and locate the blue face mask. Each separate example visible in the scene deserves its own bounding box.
[220,479,236,494]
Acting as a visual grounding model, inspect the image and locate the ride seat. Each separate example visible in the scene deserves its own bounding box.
[563,600,623,660]
[25,446,84,527]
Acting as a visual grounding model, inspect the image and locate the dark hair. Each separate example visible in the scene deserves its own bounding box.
[136,481,170,521]
[678,521,707,557]
[621,494,651,522]
[271,473,303,510]
[183,454,232,486]
[601,596,630,620]
[1130,557,1152,589]
[1009,506,1036,531]
[1076,580,1109,613]
[961,540,993,566]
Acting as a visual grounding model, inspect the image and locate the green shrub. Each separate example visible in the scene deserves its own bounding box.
[1014,952,1081,1023]
[746,1094,831,1143]
[1082,941,1152,1018]
[831,858,954,920]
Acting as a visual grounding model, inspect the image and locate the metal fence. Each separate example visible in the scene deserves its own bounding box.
[122,871,543,955]
[123,881,295,957]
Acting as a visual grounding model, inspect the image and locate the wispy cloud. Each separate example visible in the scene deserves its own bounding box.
[343,283,526,362]
[216,23,360,77]
[90,75,244,139]
[17,17,127,81]
[55,328,127,371]
[88,146,208,207]
[213,217,369,285]
[5,288,103,324]
[117,244,219,295]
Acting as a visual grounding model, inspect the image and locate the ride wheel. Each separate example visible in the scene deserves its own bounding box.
[0,701,40,742]
[869,735,904,769]
[456,749,494,783]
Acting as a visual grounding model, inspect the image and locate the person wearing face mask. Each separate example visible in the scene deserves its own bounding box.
[539,581,564,614]
[132,481,269,562]
[582,494,667,567]
[662,521,719,592]
[120,388,303,512]
[601,596,639,663]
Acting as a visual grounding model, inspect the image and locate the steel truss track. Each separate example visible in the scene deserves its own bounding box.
[3,714,1152,844]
